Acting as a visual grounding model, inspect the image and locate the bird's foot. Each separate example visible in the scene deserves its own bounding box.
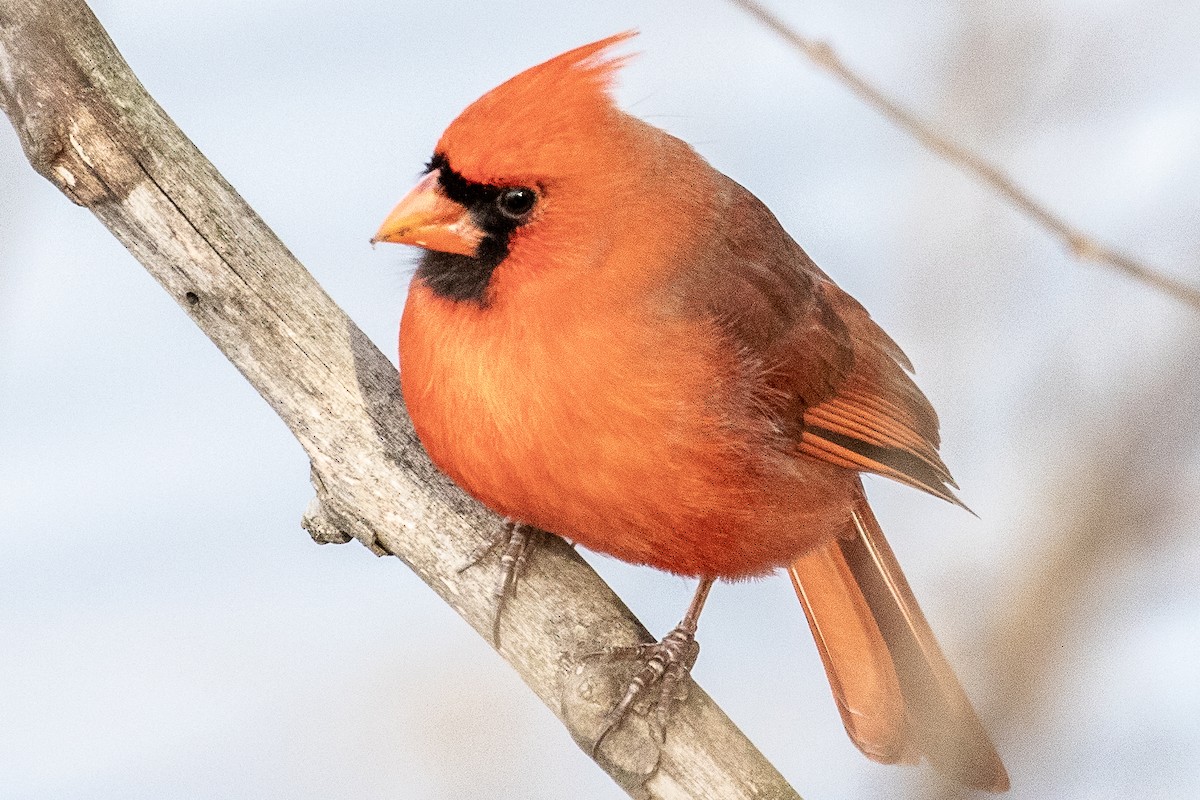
[458,518,541,645]
[587,622,700,756]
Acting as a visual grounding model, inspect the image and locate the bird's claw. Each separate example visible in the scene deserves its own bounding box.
[457,518,515,574]
[458,518,540,646]
[589,624,700,756]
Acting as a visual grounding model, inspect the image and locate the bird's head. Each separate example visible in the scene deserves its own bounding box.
[372,32,643,304]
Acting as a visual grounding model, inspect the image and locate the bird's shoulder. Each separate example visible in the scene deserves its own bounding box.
[663,177,855,410]
[662,175,960,502]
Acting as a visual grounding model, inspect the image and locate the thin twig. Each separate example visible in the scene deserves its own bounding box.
[729,0,1200,312]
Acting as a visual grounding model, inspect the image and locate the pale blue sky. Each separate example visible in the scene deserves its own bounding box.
[3,2,1199,798]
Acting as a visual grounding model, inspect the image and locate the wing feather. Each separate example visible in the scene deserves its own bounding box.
[669,175,962,505]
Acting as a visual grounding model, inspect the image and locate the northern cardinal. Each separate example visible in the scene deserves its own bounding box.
[373,33,1008,791]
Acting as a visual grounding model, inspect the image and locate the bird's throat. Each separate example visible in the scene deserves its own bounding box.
[415,240,507,305]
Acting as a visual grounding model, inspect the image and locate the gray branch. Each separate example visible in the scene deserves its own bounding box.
[0,2,800,798]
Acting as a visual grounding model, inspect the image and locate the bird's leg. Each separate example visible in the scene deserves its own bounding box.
[591,576,716,754]
[457,518,542,646]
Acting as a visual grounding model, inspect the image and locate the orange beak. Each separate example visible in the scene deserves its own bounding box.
[371,169,484,256]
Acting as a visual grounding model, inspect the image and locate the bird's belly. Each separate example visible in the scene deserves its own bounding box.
[400,285,854,578]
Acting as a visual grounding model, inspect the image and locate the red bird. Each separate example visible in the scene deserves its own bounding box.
[373,33,1008,791]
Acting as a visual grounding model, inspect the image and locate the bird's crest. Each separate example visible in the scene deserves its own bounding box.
[436,32,638,185]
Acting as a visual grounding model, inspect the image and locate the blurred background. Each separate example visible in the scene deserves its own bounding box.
[2,1,1198,798]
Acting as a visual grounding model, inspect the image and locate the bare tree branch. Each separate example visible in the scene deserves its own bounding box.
[0,2,801,798]
[729,0,1200,313]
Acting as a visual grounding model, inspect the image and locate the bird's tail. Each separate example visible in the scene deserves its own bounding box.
[787,479,1009,791]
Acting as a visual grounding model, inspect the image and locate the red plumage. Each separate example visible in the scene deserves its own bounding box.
[375,33,1007,791]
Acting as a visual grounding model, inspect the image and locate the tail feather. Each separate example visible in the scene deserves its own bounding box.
[788,540,918,765]
[790,480,1009,792]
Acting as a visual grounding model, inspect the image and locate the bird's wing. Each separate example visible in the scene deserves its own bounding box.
[794,281,965,506]
[674,179,961,504]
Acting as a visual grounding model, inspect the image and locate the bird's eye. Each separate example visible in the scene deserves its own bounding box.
[496,187,537,220]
